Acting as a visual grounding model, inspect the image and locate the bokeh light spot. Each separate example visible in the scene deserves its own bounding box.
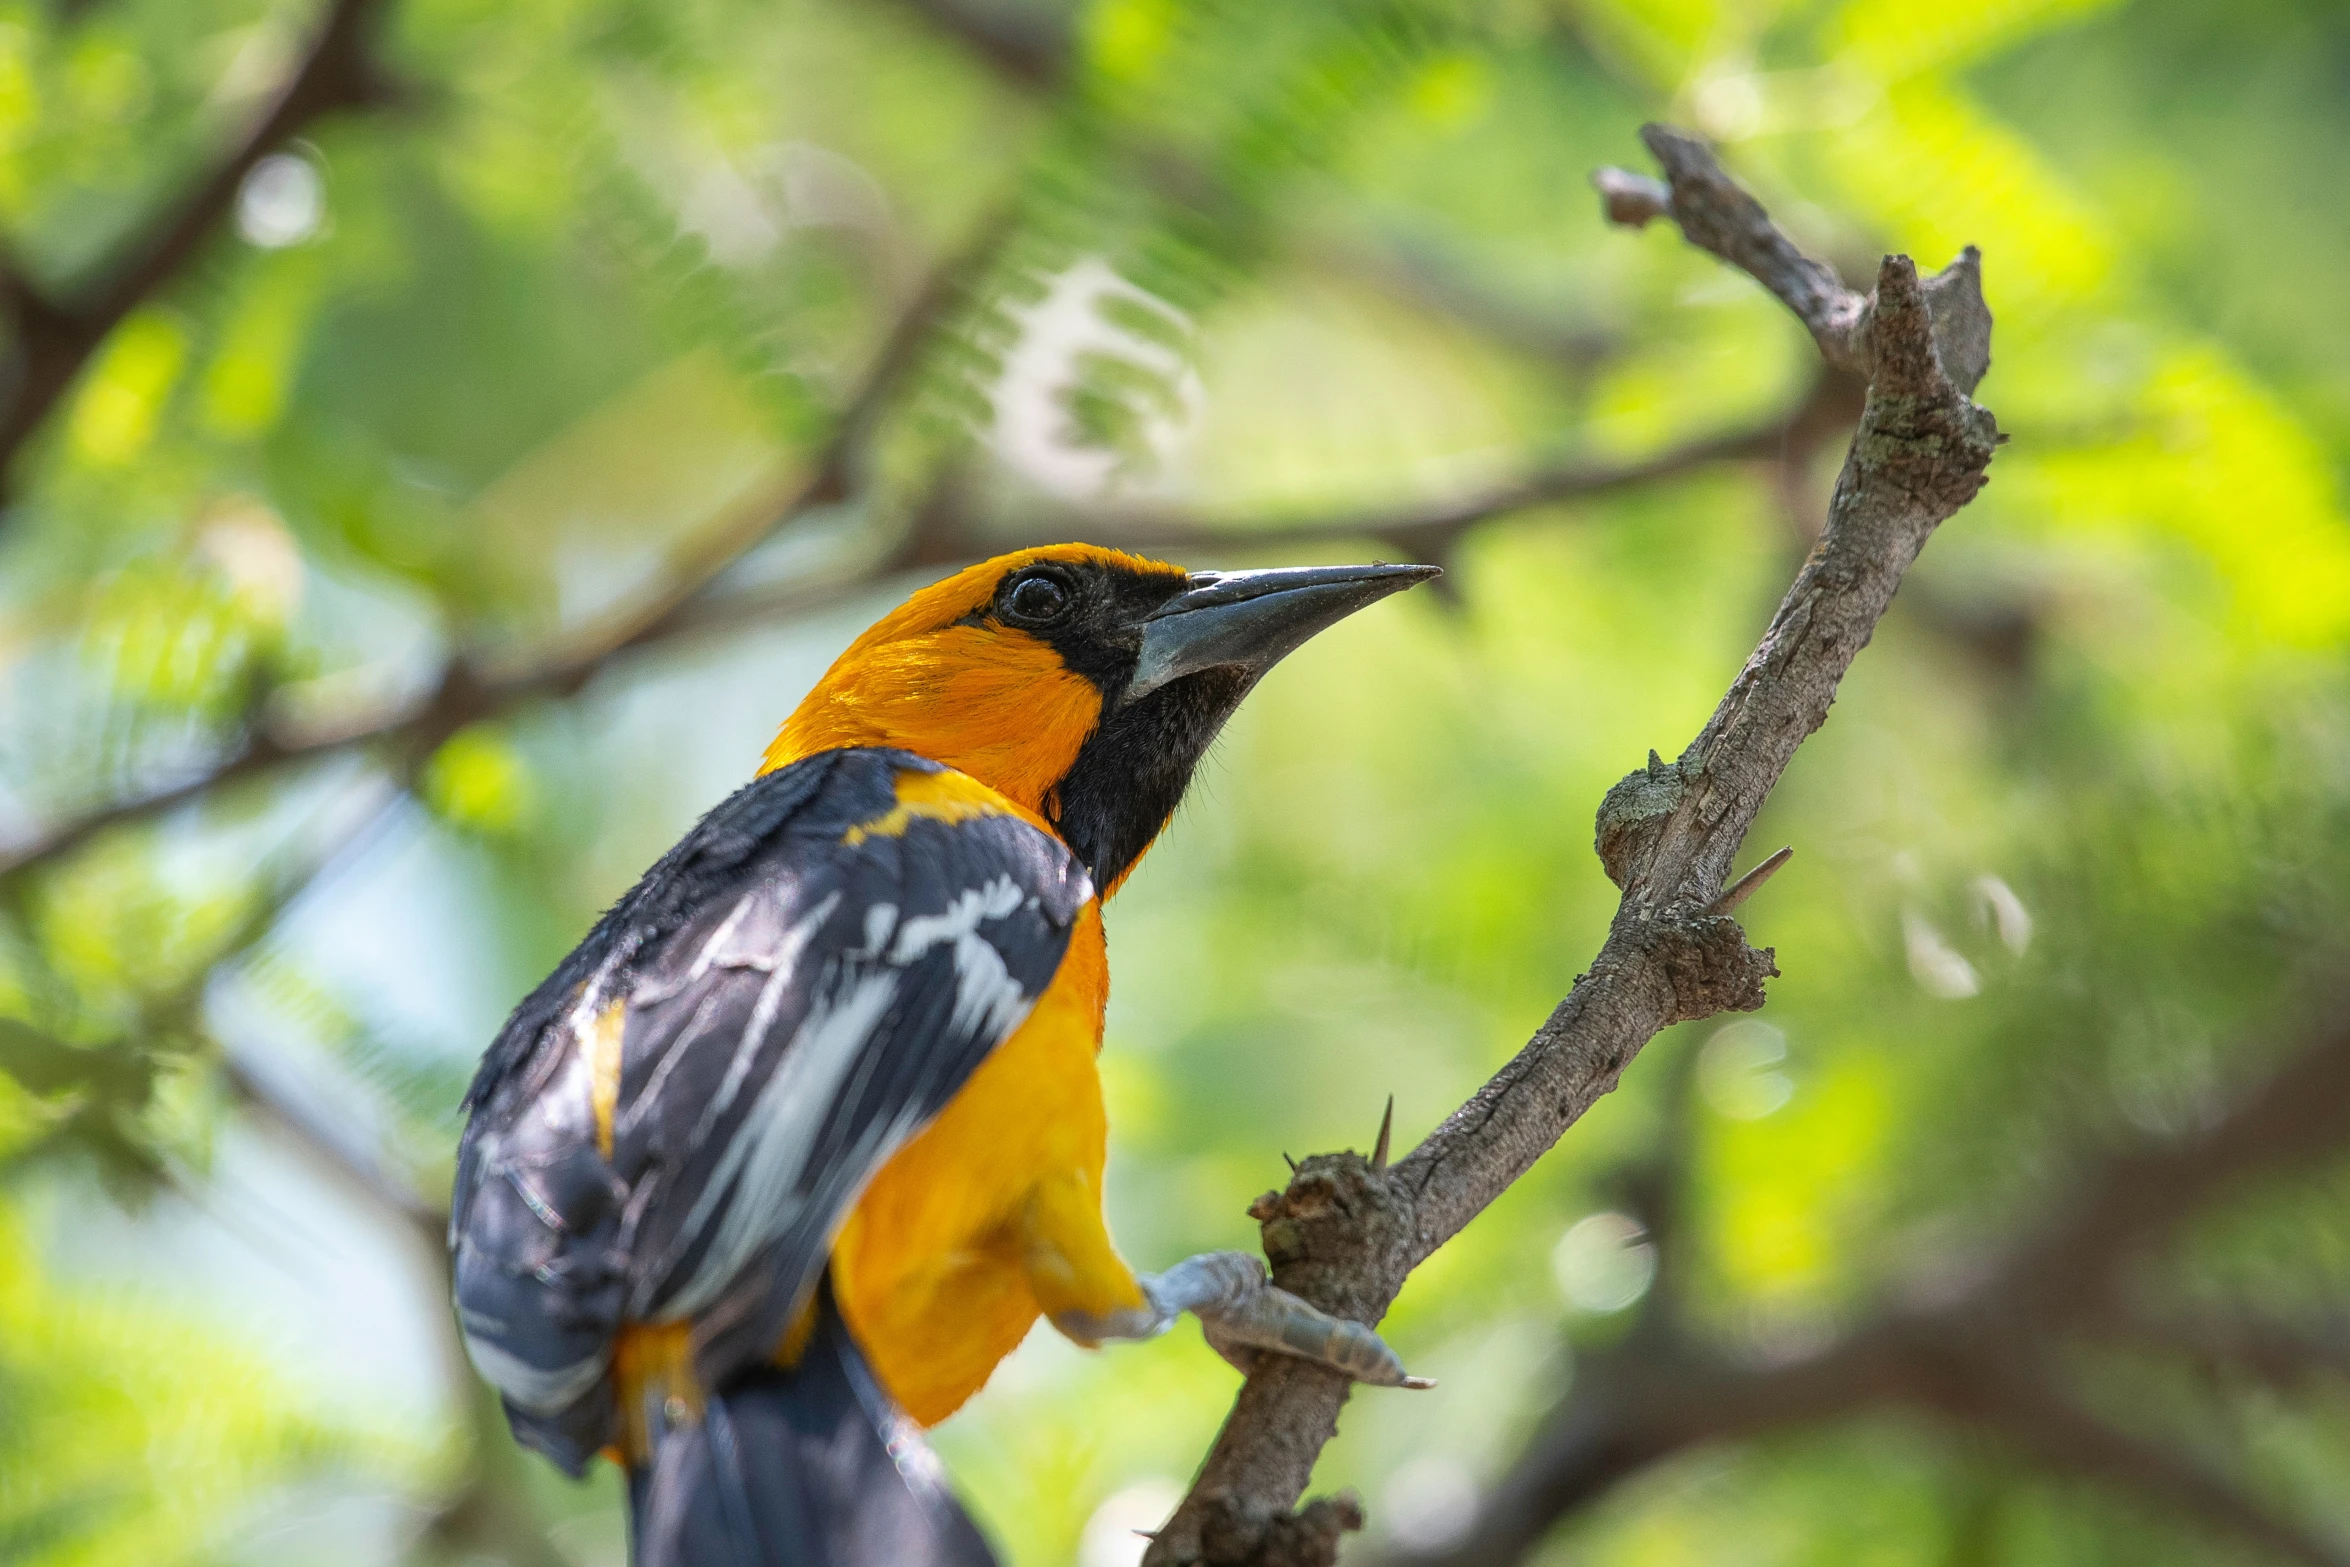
[1385,1455,1478,1551]
[236,152,324,248]
[1552,1211,1656,1314]
[1700,1020,1795,1120]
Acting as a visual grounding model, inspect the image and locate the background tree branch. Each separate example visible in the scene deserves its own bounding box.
[1385,1008,2350,1567]
[882,0,1070,89]
[164,778,567,1567]
[1139,129,2002,1567]
[4,8,2341,1567]
[0,10,1905,893]
[0,0,399,509]
[0,198,1013,880]
[0,337,1831,885]
[1593,125,1991,396]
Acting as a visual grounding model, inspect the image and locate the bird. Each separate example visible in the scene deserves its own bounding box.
[449,544,1439,1565]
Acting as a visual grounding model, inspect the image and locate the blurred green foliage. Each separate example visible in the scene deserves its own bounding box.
[3,0,2349,1564]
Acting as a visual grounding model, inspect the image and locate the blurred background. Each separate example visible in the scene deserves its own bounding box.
[4,1,2350,1564]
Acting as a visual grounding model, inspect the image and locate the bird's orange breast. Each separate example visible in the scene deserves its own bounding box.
[828,898,1116,1426]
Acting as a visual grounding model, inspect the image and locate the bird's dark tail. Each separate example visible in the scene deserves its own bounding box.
[627,1296,995,1567]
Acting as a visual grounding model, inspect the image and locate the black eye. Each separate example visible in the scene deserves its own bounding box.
[1002,571,1072,626]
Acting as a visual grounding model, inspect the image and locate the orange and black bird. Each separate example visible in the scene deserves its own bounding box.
[450,545,1438,1565]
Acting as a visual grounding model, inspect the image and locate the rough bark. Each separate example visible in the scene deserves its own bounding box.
[1140,127,2001,1567]
[1382,1011,2350,1567]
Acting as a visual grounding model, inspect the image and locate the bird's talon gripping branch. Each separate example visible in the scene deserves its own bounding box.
[1136,1250,1431,1389]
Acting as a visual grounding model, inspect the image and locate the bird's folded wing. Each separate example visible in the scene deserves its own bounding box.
[449,748,1091,1470]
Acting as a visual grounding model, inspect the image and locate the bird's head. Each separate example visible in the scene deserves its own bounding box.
[767,543,1438,893]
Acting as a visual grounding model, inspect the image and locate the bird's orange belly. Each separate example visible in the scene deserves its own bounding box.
[828,901,1111,1427]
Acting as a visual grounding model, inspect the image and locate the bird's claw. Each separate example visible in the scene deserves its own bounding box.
[1138,1250,1432,1390]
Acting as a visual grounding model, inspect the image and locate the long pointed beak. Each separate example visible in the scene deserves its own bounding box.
[1127,561,1442,703]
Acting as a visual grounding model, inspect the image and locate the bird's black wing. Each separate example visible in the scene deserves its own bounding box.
[449,747,1091,1471]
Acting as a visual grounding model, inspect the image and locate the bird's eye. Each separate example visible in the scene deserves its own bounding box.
[1002,571,1072,626]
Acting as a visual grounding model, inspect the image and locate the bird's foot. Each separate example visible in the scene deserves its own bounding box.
[1134,1250,1433,1388]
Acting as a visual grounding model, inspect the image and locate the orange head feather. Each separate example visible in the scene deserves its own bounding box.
[763,545,1184,812]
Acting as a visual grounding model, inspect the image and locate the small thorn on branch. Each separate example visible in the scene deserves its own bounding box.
[1712,845,1794,916]
[1371,1094,1394,1173]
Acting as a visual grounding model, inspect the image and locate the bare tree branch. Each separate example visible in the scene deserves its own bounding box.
[0,200,1018,881]
[1594,126,1991,398]
[1395,1325,1902,1567]
[2117,1312,2350,1393]
[1386,1011,2350,1567]
[1983,1371,2347,1567]
[166,778,575,1567]
[3,20,1909,892]
[2000,1015,2350,1326]
[0,0,399,508]
[0,356,1824,886]
[647,410,1793,651]
[1409,1332,2350,1567]
[880,0,1070,88]
[1089,398,1813,567]
[1139,127,2000,1567]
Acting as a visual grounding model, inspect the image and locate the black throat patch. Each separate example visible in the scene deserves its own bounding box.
[1051,666,1252,891]
[959,553,1251,889]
